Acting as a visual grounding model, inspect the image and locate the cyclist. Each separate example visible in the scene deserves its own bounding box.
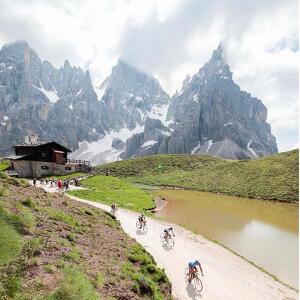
[138,213,146,229]
[188,259,203,283]
[111,202,118,214]
[163,227,175,240]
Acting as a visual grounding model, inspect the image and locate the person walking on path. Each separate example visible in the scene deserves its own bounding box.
[57,179,62,192]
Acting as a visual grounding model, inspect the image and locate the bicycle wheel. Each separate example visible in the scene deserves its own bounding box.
[136,220,141,229]
[194,276,203,292]
[167,237,175,248]
[143,224,148,233]
[184,268,190,283]
[160,233,166,243]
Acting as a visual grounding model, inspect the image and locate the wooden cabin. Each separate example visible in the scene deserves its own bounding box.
[5,139,91,178]
[13,142,71,164]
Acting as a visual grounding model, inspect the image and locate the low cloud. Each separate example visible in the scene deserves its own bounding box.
[0,0,298,151]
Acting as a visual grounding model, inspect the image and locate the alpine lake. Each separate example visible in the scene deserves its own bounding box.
[151,189,298,289]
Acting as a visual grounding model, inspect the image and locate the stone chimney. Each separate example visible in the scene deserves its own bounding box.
[30,134,39,144]
[24,135,30,144]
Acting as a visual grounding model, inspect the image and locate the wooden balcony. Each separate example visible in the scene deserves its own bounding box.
[66,159,91,166]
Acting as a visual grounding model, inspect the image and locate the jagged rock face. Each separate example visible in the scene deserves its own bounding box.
[0,41,104,154]
[122,45,278,160]
[121,117,171,159]
[97,59,169,130]
[0,41,277,162]
[69,59,171,164]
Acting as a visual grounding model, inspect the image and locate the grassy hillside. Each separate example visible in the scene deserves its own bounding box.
[95,150,299,202]
[44,172,86,180]
[69,176,155,211]
[0,160,9,171]
[0,173,171,299]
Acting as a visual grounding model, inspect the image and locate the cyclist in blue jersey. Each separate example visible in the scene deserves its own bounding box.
[188,259,203,283]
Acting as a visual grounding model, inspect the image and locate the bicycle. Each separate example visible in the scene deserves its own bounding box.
[185,268,203,292]
[111,207,118,217]
[136,219,148,233]
[160,232,175,247]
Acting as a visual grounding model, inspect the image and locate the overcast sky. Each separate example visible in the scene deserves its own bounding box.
[0,0,298,152]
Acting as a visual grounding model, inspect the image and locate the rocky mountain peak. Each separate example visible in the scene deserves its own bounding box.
[109,58,150,88]
[1,40,40,67]
[63,59,72,69]
[0,41,102,154]
[124,45,278,161]
[3,40,30,52]
[181,74,191,91]
[201,44,232,80]
[97,58,169,129]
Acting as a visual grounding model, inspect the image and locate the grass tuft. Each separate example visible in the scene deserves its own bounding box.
[21,197,36,209]
[47,266,99,300]
[46,208,81,230]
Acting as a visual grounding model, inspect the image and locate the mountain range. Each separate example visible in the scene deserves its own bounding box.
[0,41,277,164]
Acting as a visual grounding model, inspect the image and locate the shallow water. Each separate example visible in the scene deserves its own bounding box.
[153,189,299,288]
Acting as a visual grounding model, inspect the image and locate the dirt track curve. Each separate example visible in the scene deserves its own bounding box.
[41,183,298,300]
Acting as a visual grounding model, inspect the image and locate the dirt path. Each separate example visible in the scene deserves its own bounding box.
[39,183,298,300]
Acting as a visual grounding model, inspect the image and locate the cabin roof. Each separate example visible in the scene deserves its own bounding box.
[13,141,72,152]
[4,154,31,160]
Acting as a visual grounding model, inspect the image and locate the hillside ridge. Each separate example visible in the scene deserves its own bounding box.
[95,150,299,202]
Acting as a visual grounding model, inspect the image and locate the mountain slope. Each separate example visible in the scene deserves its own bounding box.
[121,44,278,160]
[95,149,299,202]
[0,173,171,299]
[70,59,170,164]
[0,41,106,154]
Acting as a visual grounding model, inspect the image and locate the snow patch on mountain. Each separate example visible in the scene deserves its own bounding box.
[191,140,213,154]
[76,88,82,96]
[207,140,213,152]
[192,94,198,102]
[191,142,201,154]
[247,140,258,158]
[141,140,157,148]
[148,104,168,123]
[70,125,144,165]
[33,81,59,103]
[94,86,106,101]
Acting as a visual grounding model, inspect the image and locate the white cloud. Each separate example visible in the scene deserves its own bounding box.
[0,0,298,152]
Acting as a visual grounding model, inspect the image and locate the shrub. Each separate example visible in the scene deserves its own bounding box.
[0,172,9,179]
[134,275,155,296]
[46,209,80,230]
[63,247,81,261]
[21,197,35,209]
[4,275,22,297]
[48,266,99,300]
[0,188,6,197]
[0,204,35,234]
[24,237,44,257]
[66,233,76,242]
